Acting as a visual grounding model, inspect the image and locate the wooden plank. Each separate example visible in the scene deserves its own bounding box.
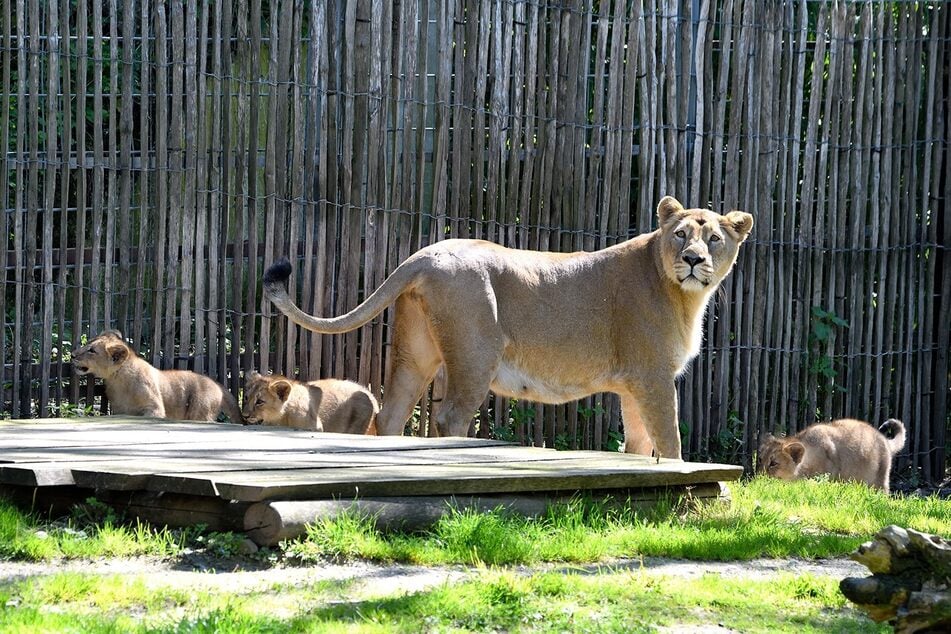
[0,0,11,412]
[0,418,513,451]
[150,0,169,369]
[8,447,625,491]
[0,445,589,468]
[154,458,742,502]
[0,464,75,487]
[132,0,151,356]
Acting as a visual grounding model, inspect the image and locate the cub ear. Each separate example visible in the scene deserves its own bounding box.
[784,441,806,465]
[724,211,754,242]
[106,343,129,365]
[269,380,292,402]
[656,196,685,226]
[246,370,260,382]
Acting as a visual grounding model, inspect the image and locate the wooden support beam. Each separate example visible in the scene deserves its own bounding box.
[244,482,731,546]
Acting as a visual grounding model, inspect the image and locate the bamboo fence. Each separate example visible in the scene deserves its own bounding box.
[1,0,948,480]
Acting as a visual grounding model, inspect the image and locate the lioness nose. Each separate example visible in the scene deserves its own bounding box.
[682,254,704,267]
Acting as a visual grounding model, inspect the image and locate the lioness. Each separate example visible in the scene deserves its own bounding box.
[264,196,753,458]
[242,371,379,434]
[71,330,243,423]
[757,418,906,493]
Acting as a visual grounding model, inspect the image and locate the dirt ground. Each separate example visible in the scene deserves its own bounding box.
[0,554,870,600]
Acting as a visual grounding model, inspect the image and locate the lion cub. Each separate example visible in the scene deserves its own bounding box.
[71,330,243,423]
[242,371,379,434]
[757,418,906,493]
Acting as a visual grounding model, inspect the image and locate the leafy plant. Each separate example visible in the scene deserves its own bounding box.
[71,497,119,527]
[49,400,97,419]
[603,429,624,452]
[808,306,848,391]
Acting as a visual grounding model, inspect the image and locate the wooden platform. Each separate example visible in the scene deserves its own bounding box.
[0,417,743,545]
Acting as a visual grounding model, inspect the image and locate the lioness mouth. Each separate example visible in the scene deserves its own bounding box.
[680,273,709,287]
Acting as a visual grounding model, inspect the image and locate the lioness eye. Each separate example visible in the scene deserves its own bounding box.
[675,230,686,239]
[710,234,721,242]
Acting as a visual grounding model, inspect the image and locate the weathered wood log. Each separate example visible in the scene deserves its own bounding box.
[244,495,548,545]
[0,484,249,532]
[244,482,730,546]
[840,525,951,633]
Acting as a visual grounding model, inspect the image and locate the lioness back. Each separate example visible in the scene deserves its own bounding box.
[72,330,243,423]
[243,371,379,434]
[757,418,906,492]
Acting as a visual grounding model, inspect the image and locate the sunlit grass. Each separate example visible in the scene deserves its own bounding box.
[4,478,948,568]
[287,477,951,566]
[0,499,190,562]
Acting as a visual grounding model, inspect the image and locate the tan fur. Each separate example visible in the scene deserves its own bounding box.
[242,371,379,434]
[71,330,243,423]
[264,196,753,458]
[757,418,906,493]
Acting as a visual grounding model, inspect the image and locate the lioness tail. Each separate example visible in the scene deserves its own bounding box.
[263,255,419,334]
[878,418,906,456]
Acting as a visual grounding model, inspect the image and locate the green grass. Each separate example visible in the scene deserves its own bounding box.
[3,478,938,632]
[286,476,951,565]
[0,568,886,633]
[3,478,948,568]
[0,499,192,562]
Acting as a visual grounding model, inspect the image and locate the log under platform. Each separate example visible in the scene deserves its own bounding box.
[0,418,744,546]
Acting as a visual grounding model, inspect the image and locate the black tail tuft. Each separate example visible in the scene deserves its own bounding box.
[879,418,903,439]
[263,257,292,287]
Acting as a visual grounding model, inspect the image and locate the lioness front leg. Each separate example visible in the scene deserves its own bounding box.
[624,380,682,460]
[619,394,653,456]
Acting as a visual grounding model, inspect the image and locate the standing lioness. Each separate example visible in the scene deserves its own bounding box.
[242,371,379,434]
[72,330,243,423]
[264,196,753,458]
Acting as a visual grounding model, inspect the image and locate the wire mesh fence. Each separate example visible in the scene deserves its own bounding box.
[1,0,948,480]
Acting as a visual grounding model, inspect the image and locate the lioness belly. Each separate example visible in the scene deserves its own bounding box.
[490,360,599,404]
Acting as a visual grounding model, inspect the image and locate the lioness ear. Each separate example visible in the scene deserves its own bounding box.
[270,380,292,402]
[106,343,129,365]
[724,211,754,242]
[656,196,685,226]
[784,442,805,465]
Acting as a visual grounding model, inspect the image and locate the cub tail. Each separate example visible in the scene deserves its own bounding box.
[878,418,906,456]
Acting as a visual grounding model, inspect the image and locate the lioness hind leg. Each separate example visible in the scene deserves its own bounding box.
[376,296,442,435]
[430,344,500,438]
[427,306,503,438]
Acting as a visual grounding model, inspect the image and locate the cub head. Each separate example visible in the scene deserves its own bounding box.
[656,196,753,293]
[71,330,134,379]
[756,433,805,480]
[242,371,294,424]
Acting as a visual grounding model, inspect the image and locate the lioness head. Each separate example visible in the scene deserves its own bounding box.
[756,434,805,480]
[72,330,134,379]
[242,371,294,424]
[657,196,753,293]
